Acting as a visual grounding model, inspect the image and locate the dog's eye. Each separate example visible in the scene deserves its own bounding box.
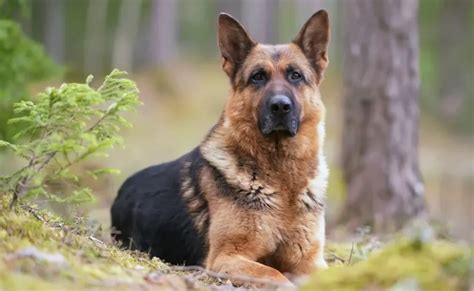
[289,71,303,82]
[251,71,267,84]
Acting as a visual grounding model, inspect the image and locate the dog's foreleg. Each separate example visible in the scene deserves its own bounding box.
[208,253,291,287]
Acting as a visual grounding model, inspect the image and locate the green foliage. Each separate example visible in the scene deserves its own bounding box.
[304,237,471,291]
[0,0,29,19]
[0,70,141,207]
[0,19,60,141]
[0,197,168,290]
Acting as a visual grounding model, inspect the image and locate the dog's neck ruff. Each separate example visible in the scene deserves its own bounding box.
[200,120,328,210]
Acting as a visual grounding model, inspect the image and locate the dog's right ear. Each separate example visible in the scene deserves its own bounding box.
[218,13,256,78]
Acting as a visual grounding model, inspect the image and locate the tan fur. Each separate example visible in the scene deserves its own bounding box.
[184,10,330,286]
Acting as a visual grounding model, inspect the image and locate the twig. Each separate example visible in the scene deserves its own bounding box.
[35,152,57,174]
[10,175,28,209]
[348,241,355,264]
[86,111,111,133]
[328,252,346,263]
[88,236,105,245]
[10,152,58,209]
[9,153,38,209]
[22,205,46,223]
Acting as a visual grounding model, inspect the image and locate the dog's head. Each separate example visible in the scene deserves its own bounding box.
[218,10,329,139]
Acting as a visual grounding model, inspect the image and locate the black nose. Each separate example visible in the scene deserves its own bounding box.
[269,95,293,115]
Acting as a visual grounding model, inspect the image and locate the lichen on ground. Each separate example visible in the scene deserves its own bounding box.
[0,197,471,290]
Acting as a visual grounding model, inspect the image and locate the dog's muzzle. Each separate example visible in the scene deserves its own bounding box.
[259,94,300,137]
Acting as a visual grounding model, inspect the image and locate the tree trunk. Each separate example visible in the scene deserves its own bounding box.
[148,0,177,66]
[84,0,109,75]
[44,0,64,64]
[241,0,276,43]
[340,0,425,231]
[112,0,142,71]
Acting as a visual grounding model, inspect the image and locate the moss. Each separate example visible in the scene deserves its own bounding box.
[0,198,168,290]
[1,196,471,290]
[304,238,471,291]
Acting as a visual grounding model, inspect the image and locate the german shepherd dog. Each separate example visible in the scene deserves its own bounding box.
[111,10,330,285]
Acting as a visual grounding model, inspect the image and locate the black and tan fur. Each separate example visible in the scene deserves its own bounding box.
[111,10,330,285]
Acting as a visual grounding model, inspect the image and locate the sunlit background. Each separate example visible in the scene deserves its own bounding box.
[1,0,472,242]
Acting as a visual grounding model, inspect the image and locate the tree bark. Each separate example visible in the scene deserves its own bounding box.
[84,0,109,75]
[44,0,64,64]
[148,0,177,66]
[340,0,425,231]
[241,0,277,43]
[112,0,142,71]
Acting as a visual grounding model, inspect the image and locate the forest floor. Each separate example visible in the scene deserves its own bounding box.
[0,196,471,291]
[1,65,472,290]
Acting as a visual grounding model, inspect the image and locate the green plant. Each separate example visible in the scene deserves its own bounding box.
[0,19,61,141]
[0,70,141,208]
[0,0,29,19]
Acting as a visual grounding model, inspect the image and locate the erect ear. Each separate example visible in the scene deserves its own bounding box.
[218,13,256,78]
[293,10,330,83]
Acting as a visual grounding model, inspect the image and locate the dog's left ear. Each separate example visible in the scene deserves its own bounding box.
[293,10,330,83]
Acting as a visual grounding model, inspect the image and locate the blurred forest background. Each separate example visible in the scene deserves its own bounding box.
[0,0,472,242]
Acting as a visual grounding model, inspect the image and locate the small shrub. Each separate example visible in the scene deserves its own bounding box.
[0,70,141,208]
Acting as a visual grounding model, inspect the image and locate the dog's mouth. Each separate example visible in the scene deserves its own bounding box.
[259,117,299,137]
[257,92,301,138]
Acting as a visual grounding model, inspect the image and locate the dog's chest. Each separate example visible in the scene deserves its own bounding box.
[251,179,326,268]
[211,165,326,242]
[257,208,322,268]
